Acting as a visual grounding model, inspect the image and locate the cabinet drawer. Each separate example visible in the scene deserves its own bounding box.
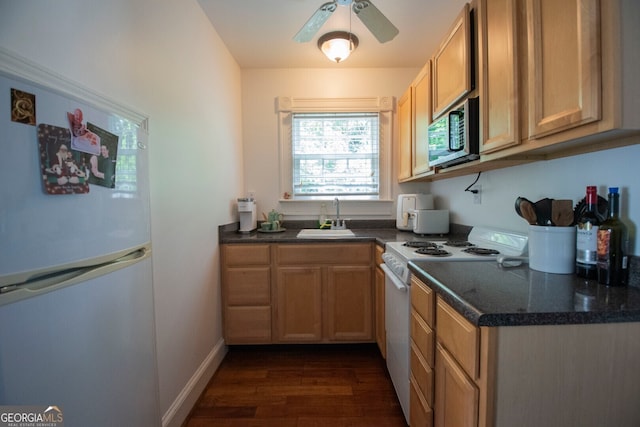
[411,340,434,407]
[225,267,270,305]
[411,309,434,366]
[224,306,271,343]
[223,244,270,266]
[276,243,371,265]
[411,276,435,327]
[436,297,479,378]
[410,374,434,427]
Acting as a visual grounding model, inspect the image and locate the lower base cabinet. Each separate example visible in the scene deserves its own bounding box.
[275,243,374,343]
[434,342,478,427]
[222,242,374,345]
[411,274,640,427]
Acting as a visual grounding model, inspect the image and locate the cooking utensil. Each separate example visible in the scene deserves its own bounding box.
[551,199,574,226]
[515,197,538,225]
[534,198,553,226]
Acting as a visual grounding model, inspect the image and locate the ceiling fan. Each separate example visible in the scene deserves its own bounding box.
[293,0,399,44]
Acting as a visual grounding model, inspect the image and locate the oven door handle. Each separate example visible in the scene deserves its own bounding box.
[380,263,408,292]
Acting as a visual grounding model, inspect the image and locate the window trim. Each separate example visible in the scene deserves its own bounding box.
[276,96,395,202]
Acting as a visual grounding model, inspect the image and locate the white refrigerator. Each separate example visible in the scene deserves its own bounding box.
[0,49,161,426]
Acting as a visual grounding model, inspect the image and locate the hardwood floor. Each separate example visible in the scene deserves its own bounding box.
[183,343,408,427]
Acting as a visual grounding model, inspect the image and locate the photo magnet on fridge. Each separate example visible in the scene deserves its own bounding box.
[37,123,90,194]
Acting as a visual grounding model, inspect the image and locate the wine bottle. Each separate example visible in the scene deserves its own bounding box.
[576,186,600,279]
[597,187,629,286]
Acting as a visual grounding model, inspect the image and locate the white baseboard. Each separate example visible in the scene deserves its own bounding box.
[161,338,227,427]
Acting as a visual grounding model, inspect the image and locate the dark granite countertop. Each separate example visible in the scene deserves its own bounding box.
[219,220,467,247]
[409,260,640,327]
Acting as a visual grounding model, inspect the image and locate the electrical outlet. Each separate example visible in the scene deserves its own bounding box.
[248,190,255,200]
[473,185,482,204]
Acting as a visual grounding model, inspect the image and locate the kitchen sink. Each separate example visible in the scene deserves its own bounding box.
[296,229,356,239]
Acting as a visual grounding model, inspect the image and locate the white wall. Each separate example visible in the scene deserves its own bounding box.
[0,0,243,425]
[427,141,640,254]
[241,67,426,216]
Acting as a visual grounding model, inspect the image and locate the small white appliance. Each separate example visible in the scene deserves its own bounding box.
[396,194,434,230]
[412,209,449,235]
[237,198,257,232]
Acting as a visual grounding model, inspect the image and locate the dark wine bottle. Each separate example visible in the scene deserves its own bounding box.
[597,187,629,286]
[576,186,600,279]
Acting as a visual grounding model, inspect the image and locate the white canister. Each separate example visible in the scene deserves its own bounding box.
[528,225,576,274]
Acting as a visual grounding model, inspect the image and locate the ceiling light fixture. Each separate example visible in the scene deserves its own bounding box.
[317,31,359,63]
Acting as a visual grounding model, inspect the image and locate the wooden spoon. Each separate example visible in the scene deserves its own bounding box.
[515,197,538,225]
[552,199,574,226]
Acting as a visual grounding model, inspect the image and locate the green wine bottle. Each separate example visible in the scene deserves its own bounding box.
[596,187,628,286]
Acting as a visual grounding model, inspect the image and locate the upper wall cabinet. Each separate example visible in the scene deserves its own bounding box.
[412,62,432,176]
[525,0,601,139]
[398,61,434,182]
[397,87,413,181]
[477,0,520,154]
[432,3,473,119]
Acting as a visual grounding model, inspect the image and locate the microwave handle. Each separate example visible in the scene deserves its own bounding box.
[448,110,464,152]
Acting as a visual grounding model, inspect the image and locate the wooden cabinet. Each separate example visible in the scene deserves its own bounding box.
[524,0,601,139]
[434,297,479,427]
[397,87,413,181]
[398,62,433,182]
[274,243,374,343]
[412,62,432,176]
[477,0,520,154]
[412,273,640,427]
[374,244,386,358]
[434,342,479,427]
[409,275,436,426]
[432,3,473,119]
[221,244,272,344]
[276,266,323,342]
[402,0,640,182]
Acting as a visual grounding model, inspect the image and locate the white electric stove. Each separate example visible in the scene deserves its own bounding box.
[380,226,528,423]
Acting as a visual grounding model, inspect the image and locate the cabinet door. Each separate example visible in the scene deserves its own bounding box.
[525,0,601,139]
[413,62,432,175]
[325,265,373,341]
[398,87,413,181]
[375,265,386,358]
[434,343,479,427]
[478,0,520,153]
[275,267,323,342]
[432,3,472,118]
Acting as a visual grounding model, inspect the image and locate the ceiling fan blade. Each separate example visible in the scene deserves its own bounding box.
[352,0,399,43]
[293,1,338,43]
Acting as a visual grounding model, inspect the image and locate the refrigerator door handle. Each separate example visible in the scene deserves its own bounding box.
[0,244,151,306]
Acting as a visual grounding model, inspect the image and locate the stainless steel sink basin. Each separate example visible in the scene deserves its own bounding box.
[296,229,356,239]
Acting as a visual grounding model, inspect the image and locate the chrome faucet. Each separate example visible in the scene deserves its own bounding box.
[332,197,346,229]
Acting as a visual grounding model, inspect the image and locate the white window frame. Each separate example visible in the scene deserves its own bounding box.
[276,96,394,206]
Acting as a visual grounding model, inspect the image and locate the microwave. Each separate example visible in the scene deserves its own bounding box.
[427,97,479,168]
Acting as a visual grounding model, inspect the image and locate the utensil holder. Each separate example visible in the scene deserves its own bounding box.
[528,225,576,274]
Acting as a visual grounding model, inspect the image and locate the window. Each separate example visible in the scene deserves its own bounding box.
[292,112,379,197]
[277,96,394,201]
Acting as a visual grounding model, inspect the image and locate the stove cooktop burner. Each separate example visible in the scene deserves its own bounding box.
[404,241,440,249]
[463,247,500,256]
[415,248,452,257]
[444,240,475,248]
